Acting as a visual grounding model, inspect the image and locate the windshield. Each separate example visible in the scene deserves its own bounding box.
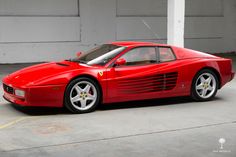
[71,44,126,66]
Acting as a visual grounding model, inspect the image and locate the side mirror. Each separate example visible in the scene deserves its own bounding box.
[115,58,126,66]
[76,51,82,57]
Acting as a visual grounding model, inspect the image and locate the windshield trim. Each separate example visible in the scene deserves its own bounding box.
[69,44,126,66]
[86,46,126,66]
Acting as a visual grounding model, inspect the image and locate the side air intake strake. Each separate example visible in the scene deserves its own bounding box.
[117,72,178,94]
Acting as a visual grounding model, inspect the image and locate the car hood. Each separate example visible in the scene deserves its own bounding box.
[4,61,89,87]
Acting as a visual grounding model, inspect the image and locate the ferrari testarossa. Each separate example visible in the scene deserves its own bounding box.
[2,41,235,113]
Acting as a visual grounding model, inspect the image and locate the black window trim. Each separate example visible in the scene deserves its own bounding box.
[110,45,177,68]
[157,46,176,63]
[114,46,159,68]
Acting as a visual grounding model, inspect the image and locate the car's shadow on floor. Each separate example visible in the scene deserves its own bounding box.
[10,96,222,116]
[10,104,69,116]
[99,96,193,111]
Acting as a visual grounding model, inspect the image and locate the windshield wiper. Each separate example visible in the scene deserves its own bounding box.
[65,59,72,62]
[65,59,87,64]
[74,59,87,64]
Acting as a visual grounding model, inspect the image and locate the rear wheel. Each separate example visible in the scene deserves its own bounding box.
[191,69,219,101]
[64,77,101,113]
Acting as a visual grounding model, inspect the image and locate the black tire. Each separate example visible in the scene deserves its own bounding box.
[64,77,101,113]
[191,69,219,101]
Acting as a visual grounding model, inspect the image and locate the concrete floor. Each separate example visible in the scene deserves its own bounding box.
[0,55,236,157]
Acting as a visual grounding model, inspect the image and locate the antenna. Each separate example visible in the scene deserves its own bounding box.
[141,19,162,43]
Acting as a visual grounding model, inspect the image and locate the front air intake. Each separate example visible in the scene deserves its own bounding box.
[3,84,14,94]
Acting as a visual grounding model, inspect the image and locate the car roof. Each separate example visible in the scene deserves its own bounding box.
[110,41,169,47]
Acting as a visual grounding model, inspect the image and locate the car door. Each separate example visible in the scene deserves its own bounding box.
[105,46,181,103]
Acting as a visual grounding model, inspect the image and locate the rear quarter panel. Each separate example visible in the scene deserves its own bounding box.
[172,46,233,90]
[177,58,233,94]
[215,59,234,86]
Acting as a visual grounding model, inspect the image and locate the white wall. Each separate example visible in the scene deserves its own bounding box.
[0,0,79,16]
[0,0,235,63]
[0,0,82,63]
[223,0,236,52]
[116,0,226,52]
[79,0,116,44]
[0,17,80,42]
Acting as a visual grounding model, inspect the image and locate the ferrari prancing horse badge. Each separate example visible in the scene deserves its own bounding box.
[99,71,103,76]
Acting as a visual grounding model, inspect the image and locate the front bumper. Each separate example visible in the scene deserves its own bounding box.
[2,83,27,106]
[2,82,66,107]
[3,92,27,106]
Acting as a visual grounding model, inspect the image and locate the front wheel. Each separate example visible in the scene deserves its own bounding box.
[191,69,219,101]
[64,77,101,113]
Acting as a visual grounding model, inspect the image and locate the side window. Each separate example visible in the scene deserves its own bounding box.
[159,47,176,62]
[120,47,157,66]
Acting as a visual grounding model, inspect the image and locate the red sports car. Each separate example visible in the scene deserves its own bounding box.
[2,41,235,113]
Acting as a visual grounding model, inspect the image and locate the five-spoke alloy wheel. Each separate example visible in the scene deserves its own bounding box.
[191,69,219,101]
[64,77,101,113]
